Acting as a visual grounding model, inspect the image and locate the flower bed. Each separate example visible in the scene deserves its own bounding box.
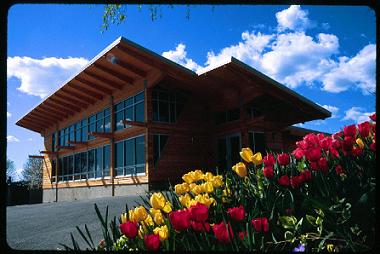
[62,114,376,252]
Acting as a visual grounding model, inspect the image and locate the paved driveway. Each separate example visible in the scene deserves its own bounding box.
[6,195,143,250]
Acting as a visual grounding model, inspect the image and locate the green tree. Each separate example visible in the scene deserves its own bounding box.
[22,157,43,190]
[6,158,17,182]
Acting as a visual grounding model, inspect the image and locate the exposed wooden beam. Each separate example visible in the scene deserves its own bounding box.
[34,108,64,121]
[68,82,104,100]
[93,63,134,84]
[123,120,147,127]
[40,150,57,155]
[57,145,75,150]
[29,155,45,159]
[83,70,123,90]
[24,114,52,127]
[54,93,89,108]
[38,104,69,119]
[43,101,75,116]
[49,97,81,113]
[67,141,88,146]
[30,111,60,123]
[88,132,113,138]
[20,122,44,132]
[75,76,113,95]
[111,49,147,77]
[117,44,157,69]
[60,88,96,104]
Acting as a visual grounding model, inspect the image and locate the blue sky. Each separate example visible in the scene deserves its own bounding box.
[7,4,376,180]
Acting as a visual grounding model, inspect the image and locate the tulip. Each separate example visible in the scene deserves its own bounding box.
[290,175,304,189]
[344,125,357,137]
[210,175,224,188]
[358,121,371,138]
[174,182,190,195]
[179,194,192,208]
[190,202,209,222]
[201,181,214,193]
[356,138,365,149]
[232,162,247,177]
[335,165,344,175]
[251,217,269,232]
[263,166,274,179]
[278,175,290,187]
[318,157,329,173]
[191,221,210,232]
[213,222,234,243]
[150,193,166,210]
[144,234,160,251]
[194,193,215,207]
[227,205,245,221]
[169,209,191,231]
[153,225,169,241]
[277,153,290,166]
[369,113,376,122]
[240,147,254,163]
[150,208,165,225]
[306,147,321,162]
[251,152,263,165]
[203,172,214,182]
[134,206,148,222]
[263,154,276,167]
[120,221,138,239]
[301,170,312,182]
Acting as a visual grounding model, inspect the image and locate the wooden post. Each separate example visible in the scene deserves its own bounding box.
[109,95,115,196]
[55,125,59,202]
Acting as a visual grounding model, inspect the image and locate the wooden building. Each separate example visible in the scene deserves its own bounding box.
[16,37,331,202]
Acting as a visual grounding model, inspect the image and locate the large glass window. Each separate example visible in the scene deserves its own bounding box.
[249,131,266,154]
[153,134,169,165]
[114,91,145,131]
[88,149,95,179]
[88,115,96,140]
[152,88,186,123]
[215,108,240,125]
[51,159,56,183]
[115,135,145,176]
[52,132,57,152]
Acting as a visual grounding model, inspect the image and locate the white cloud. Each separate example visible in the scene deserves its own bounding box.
[318,104,339,118]
[161,5,375,96]
[7,56,88,98]
[162,43,200,72]
[7,135,20,143]
[321,44,376,94]
[276,5,312,32]
[28,138,33,141]
[342,107,375,123]
[7,112,11,118]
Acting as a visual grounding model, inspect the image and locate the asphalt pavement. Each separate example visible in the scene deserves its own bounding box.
[6,195,144,250]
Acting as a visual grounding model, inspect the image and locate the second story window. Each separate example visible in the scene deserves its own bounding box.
[215,108,240,125]
[114,91,145,131]
[152,88,186,123]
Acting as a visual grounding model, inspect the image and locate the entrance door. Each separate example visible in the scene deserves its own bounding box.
[217,134,241,171]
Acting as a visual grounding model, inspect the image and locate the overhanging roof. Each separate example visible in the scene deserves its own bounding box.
[16,36,197,133]
[16,37,331,134]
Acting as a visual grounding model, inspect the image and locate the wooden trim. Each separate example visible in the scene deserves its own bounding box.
[61,88,96,104]
[111,50,147,77]
[123,120,147,127]
[39,104,70,119]
[68,82,104,100]
[34,108,64,122]
[23,116,51,128]
[29,155,45,159]
[49,97,81,113]
[75,76,113,95]
[93,63,134,84]
[88,132,113,138]
[83,70,123,90]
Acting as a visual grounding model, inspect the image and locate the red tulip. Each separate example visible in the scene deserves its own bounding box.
[251,217,269,232]
[335,165,344,175]
[119,221,138,239]
[191,221,210,232]
[238,231,248,240]
[278,175,290,186]
[227,205,245,221]
[277,153,290,166]
[189,202,209,222]
[318,157,329,173]
[301,170,312,182]
[369,113,376,122]
[320,137,332,150]
[306,147,321,162]
[263,154,276,167]
[290,175,304,189]
[370,142,376,151]
[292,148,305,159]
[344,125,357,138]
[144,234,160,251]
[213,222,234,243]
[263,166,274,179]
[358,121,371,138]
[296,140,309,150]
[169,209,191,231]
[352,147,363,157]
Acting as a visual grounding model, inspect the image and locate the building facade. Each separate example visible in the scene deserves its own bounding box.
[17,37,331,202]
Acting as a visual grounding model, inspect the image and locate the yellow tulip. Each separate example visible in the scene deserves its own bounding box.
[201,182,214,193]
[138,224,148,239]
[251,152,263,165]
[162,201,172,213]
[134,206,148,222]
[240,147,254,163]
[203,172,214,182]
[120,213,128,224]
[128,209,137,222]
[150,192,166,210]
[189,199,198,207]
[210,175,223,188]
[153,225,169,241]
[151,209,164,225]
[190,184,203,195]
[179,194,192,208]
[193,169,204,181]
[356,138,365,149]
[182,172,196,184]
[195,193,215,207]
[143,214,154,226]
[232,162,247,177]
[174,182,189,195]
